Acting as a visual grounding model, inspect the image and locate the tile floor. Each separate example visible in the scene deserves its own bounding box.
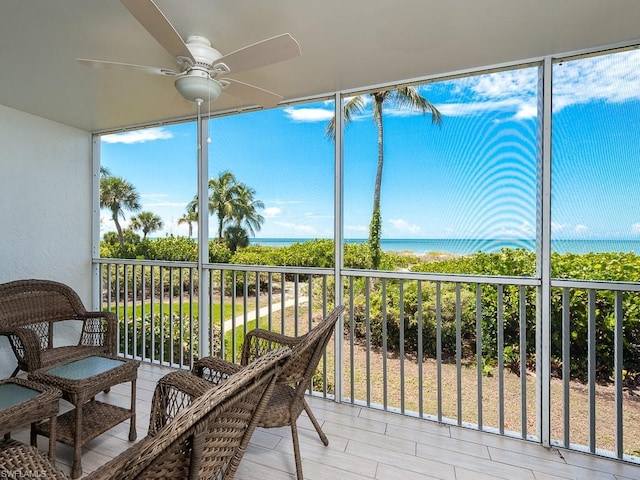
[8,362,640,480]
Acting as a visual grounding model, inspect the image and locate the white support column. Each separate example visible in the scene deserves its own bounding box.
[91,135,102,309]
[333,91,344,403]
[198,115,210,358]
[537,56,553,446]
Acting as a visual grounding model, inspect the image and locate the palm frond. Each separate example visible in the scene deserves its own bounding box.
[325,95,368,140]
[394,86,443,126]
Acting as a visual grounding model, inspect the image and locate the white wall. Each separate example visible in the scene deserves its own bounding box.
[0,104,93,377]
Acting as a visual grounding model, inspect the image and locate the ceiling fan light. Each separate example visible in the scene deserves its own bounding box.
[174,75,222,104]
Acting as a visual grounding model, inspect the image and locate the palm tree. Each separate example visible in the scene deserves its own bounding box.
[99,176,141,245]
[224,224,250,253]
[130,211,163,240]
[208,171,241,239]
[327,87,442,269]
[232,183,264,236]
[186,171,264,246]
[177,210,198,237]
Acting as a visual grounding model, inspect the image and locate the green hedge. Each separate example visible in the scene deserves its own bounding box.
[408,249,640,382]
[101,236,231,263]
[102,238,640,382]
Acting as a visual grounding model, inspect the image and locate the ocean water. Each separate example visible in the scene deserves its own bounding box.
[249,238,640,255]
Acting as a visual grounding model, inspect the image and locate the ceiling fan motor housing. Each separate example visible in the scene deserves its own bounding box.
[174,72,222,104]
[184,35,222,68]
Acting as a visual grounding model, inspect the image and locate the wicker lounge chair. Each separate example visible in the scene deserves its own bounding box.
[0,279,116,376]
[193,305,345,480]
[0,346,291,480]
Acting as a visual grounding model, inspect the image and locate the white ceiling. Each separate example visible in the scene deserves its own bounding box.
[1,0,639,133]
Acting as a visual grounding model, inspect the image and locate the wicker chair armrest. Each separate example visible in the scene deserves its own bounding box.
[242,328,303,364]
[4,327,43,370]
[79,311,117,355]
[192,356,243,384]
[148,371,217,436]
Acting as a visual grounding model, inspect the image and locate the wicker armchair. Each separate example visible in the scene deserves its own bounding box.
[193,305,345,480]
[0,346,291,480]
[0,279,116,376]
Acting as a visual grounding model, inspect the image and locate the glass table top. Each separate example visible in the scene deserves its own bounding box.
[0,383,39,410]
[45,356,124,380]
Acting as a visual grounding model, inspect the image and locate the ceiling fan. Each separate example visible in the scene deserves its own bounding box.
[78,0,301,109]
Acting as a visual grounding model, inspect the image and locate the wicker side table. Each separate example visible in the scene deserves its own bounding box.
[29,355,140,479]
[0,378,61,462]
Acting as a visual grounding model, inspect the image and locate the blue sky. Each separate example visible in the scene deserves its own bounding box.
[101,49,640,242]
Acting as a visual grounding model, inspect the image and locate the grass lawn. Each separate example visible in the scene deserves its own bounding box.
[110,299,254,320]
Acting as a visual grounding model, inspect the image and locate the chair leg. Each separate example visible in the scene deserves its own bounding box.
[290,422,304,480]
[303,400,328,446]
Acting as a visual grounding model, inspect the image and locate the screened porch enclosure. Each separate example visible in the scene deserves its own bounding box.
[92,44,640,473]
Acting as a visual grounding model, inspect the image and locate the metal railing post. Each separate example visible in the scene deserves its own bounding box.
[334,91,344,403]
[537,56,553,447]
[198,116,210,358]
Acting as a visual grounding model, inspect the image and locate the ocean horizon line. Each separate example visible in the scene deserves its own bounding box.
[245,237,640,255]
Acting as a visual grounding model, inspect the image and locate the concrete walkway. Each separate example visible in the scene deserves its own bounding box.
[221,296,308,332]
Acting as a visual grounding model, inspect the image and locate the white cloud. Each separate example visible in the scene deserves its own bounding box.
[283,107,334,122]
[263,207,281,218]
[491,221,535,238]
[388,218,421,234]
[514,103,538,120]
[551,222,567,233]
[469,69,537,99]
[138,193,189,209]
[102,127,173,144]
[303,212,332,219]
[268,199,302,205]
[274,222,317,235]
[437,98,534,118]
[632,223,640,234]
[434,50,640,120]
[575,224,589,234]
[519,221,535,236]
[345,224,368,234]
[553,50,640,112]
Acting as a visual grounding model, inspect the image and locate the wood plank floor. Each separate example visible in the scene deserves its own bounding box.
[10,362,640,480]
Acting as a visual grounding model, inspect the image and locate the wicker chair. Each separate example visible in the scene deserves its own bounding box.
[193,305,345,480]
[0,346,291,480]
[0,279,116,376]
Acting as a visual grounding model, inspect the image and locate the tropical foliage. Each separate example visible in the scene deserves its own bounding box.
[100,235,231,263]
[100,169,265,253]
[408,249,640,381]
[188,170,264,244]
[99,175,141,245]
[129,211,163,240]
[101,235,640,383]
[177,210,198,237]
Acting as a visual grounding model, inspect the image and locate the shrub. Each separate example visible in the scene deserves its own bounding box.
[410,248,640,382]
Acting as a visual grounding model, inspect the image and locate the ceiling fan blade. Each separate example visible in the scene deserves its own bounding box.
[221,78,283,108]
[120,0,195,63]
[77,58,177,76]
[213,33,301,74]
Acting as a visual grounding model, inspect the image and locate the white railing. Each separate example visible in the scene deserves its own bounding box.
[94,258,640,463]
